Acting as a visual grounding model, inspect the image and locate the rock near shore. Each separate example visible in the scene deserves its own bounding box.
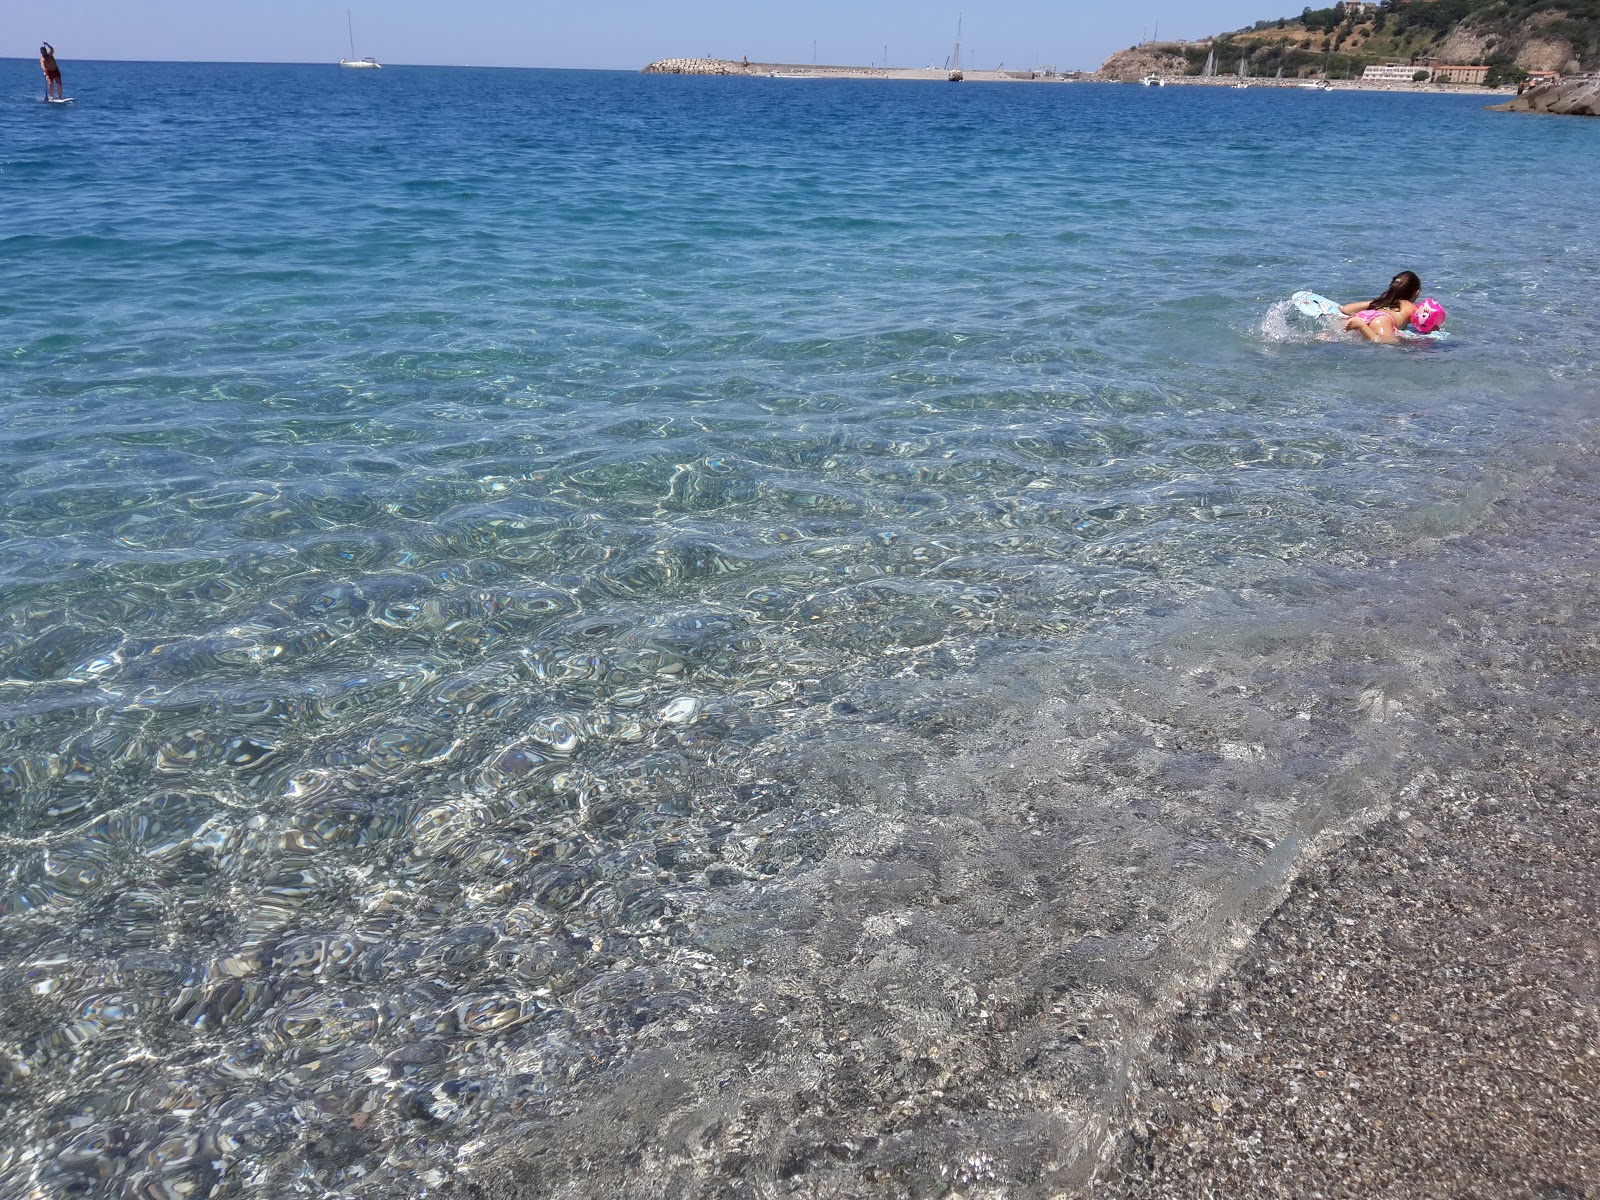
[1095,46,1189,82]
[1491,74,1600,115]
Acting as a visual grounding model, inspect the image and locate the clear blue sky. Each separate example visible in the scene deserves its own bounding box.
[11,2,1286,73]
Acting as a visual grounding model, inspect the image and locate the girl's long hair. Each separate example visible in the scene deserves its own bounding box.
[1368,271,1422,311]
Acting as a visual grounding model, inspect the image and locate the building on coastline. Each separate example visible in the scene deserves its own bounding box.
[1336,0,1379,12]
[1435,62,1491,84]
[1525,69,1562,85]
[1363,61,1429,82]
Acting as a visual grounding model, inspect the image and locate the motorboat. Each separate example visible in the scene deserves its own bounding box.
[1141,74,1164,87]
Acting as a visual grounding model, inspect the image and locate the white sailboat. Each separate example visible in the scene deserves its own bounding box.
[949,15,964,81]
[1235,52,1250,88]
[1201,48,1216,78]
[340,10,381,68]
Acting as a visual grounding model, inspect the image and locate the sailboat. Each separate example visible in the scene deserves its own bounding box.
[1235,52,1250,88]
[949,15,964,81]
[1201,48,1216,78]
[340,10,381,68]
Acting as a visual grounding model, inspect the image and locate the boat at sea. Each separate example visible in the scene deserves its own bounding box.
[1298,78,1334,90]
[1141,73,1165,87]
[340,10,381,68]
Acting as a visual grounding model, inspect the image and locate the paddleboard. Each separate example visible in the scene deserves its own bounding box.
[46,97,75,104]
[1290,290,1449,341]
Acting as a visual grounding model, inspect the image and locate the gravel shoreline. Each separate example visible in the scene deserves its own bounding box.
[1090,461,1600,1200]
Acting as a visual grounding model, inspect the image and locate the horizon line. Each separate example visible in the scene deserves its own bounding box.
[2,56,655,70]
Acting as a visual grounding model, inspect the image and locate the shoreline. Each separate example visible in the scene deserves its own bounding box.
[1088,458,1600,1198]
[642,58,1515,94]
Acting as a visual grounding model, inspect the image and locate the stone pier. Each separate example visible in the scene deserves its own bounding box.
[1491,75,1600,116]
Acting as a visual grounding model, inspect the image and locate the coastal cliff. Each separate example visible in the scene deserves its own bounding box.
[1103,0,1600,81]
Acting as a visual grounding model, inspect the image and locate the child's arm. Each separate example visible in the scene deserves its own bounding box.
[1338,301,1367,316]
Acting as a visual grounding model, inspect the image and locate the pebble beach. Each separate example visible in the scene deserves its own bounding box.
[1094,461,1600,1199]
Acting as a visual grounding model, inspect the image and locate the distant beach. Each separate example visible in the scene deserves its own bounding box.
[642,55,1516,93]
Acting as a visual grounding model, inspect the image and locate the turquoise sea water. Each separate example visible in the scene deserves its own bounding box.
[3,60,1599,1197]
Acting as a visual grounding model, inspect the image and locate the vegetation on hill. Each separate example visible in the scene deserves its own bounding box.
[1121,0,1600,83]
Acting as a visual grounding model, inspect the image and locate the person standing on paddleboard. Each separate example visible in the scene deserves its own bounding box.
[40,42,64,100]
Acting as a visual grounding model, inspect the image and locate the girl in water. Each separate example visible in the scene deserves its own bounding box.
[1339,270,1442,343]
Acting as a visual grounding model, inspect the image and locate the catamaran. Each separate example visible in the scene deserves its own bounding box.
[340,10,381,68]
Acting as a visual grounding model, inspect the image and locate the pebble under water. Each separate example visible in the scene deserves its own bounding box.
[2,61,1599,1197]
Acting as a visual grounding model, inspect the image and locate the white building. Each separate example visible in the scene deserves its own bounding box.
[1363,62,1430,83]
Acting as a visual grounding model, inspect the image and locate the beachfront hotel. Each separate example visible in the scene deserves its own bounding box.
[1365,58,1498,85]
[1362,61,1429,82]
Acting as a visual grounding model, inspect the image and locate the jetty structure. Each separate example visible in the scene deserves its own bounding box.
[1491,73,1600,115]
[640,57,1070,82]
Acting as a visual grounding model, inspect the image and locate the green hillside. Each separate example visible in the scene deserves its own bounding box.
[1164,0,1600,81]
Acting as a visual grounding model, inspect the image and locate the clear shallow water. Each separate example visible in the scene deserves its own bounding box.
[2,61,1599,1197]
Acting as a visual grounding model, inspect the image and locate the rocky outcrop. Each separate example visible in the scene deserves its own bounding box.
[1095,46,1189,82]
[1490,74,1600,115]
[642,58,753,75]
[1434,26,1494,64]
[1514,37,1578,73]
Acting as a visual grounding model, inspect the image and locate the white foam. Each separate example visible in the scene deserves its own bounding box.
[1259,298,1345,345]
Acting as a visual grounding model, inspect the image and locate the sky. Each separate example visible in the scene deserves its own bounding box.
[9,2,1288,73]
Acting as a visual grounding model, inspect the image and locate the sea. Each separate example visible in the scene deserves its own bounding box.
[2,59,1598,1199]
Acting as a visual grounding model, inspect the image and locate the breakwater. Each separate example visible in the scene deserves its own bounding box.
[1492,74,1600,115]
[642,57,754,76]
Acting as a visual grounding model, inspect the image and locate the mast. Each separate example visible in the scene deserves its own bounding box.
[953,15,962,73]
[347,9,356,59]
